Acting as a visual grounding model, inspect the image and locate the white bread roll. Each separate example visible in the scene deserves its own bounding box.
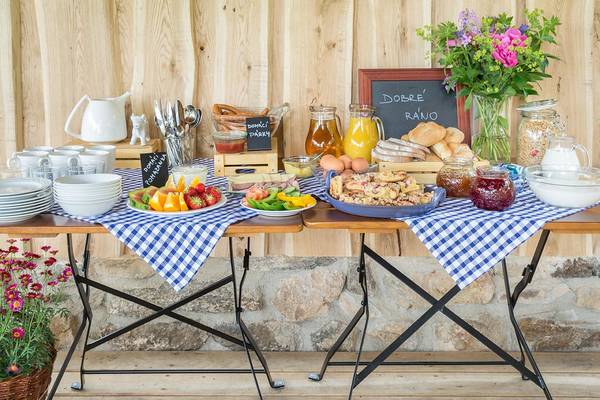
[448,142,474,158]
[407,122,446,147]
[431,140,452,160]
[444,127,465,144]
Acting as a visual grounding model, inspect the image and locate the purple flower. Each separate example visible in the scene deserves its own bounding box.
[458,9,481,35]
[8,297,24,312]
[519,24,529,33]
[11,327,25,340]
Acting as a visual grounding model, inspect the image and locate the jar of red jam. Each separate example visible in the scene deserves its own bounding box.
[470,167,516,211]
[436,157,475,198]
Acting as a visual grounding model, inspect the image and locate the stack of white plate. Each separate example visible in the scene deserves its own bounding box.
[54,174,122,217]
[0,178,53,224]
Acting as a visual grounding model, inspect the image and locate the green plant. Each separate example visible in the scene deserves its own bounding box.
[0,239,72,380]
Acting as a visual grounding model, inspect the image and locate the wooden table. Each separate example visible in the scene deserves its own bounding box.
[302,202,600,400]
[0,213,303,236]
[304,201,600,233]
[0,215,303,400]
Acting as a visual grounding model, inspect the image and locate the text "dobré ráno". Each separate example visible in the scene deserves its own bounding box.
[378,89,438,121]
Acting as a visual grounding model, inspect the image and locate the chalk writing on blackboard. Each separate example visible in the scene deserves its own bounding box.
[140,152,169,188]
[246,116,272,151]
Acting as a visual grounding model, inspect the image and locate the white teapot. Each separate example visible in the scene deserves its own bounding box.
[64,92,130,143]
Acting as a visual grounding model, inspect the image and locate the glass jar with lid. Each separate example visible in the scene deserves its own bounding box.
[516,99,565,166]
[436,157,475,198]
[470,166,516,211]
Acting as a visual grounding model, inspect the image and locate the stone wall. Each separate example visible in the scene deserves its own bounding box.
[52,255,600,352]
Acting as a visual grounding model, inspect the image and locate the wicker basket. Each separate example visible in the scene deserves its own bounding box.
[0,348,56,400]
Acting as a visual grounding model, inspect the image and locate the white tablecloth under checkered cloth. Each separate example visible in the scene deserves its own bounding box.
[50,159,324,291]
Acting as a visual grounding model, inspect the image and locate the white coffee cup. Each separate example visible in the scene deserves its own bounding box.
[49,150,80,169]
[88,145,116,172]
[56,145,86,153]
[7,151,50,175]
[79,150,110,173]
[25,145,54,153]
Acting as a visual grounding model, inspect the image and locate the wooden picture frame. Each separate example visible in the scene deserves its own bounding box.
[358,68,471,143]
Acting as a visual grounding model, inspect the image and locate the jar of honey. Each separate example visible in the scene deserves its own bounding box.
[436,157,475,198]
[470,167,516,211]
[305,105,343,157]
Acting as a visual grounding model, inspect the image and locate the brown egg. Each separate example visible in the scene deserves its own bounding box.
[340,169,354,180]
[319,154,336,169]
[351,157,369,173]
[339,155,353,170]
[321,157,344,174]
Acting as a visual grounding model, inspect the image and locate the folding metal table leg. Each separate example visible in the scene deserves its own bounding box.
[502,229,553,400]
[310,233,368,382]
[229,237,285,393]
[71,233,93,391]
[48,233,93,400]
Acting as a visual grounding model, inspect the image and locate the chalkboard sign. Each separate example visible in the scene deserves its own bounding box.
[246,117,272,151]
[140,152,169,188]
[359,68,470,142]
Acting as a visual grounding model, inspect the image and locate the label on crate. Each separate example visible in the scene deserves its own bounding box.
[140,152,169,188]
[246,117,272,151]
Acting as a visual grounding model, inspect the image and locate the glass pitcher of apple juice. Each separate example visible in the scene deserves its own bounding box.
[305,104,344,157]
[342,104,385,162]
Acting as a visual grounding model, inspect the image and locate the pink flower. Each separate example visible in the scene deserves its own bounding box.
[44,257,57,267]
[41,245,51,252]
[11,327,25,340]
[20,238,30,243]
[5,364,21,377]
[447,39,458,47]
[7,246,18,254]
[4,289,18,301]
[6,239,17,244]
[23,252,40,259]
[62,267,73,277]
[8,297,24,312]
[30,282,42,292]
[49,250,59,256]
[47,280,58,287]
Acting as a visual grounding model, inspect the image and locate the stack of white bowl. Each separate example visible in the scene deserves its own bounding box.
[54,174,122,217]
[0,178,53,224]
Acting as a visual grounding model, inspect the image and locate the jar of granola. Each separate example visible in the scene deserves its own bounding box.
[516,99,564,167]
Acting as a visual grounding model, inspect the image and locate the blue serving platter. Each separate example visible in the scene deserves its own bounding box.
[324,170,446,219]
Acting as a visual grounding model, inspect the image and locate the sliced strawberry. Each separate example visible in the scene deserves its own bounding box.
[206,187,221,202]
[186,187,198,196]
[184,193,206,210]
[195,183,206,193]
[203,192,218,206]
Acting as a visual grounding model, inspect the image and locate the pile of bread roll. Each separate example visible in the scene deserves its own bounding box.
[372,121,474,163]
[403,121,473,161]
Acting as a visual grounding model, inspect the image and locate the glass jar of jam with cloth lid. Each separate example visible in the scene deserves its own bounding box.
[436,157,476,198]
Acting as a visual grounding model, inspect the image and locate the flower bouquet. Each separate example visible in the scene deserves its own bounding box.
[418,9,560,163]
[0,239,72,399]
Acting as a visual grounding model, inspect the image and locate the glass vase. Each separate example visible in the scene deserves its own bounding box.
[471,95,511,164]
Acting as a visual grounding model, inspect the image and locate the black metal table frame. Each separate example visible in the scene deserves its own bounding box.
[310,230,553,400]
[48,234,283,400]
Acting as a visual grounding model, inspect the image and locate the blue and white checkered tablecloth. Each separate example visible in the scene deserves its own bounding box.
[311,175,594,289]
[50,159,323,291]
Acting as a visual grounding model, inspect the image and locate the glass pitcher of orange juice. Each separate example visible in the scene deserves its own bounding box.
[305,105,344,157]
[343,104,384,162]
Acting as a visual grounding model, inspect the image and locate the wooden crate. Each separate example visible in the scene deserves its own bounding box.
[379,159,490,184]
[67,139,161,168]
[214,137,279,176]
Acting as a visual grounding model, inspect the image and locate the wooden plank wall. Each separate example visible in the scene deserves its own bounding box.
[0,0,598,258]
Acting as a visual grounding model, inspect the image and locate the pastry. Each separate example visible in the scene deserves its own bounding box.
[444,127,465,144]
[431,141,452,160]
[407,122,446,147]
[448,143,474,158]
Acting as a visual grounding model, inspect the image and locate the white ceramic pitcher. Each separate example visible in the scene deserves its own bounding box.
[64,92,130,143]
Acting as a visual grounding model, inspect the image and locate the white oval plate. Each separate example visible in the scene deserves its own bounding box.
[0,192,53,206]
[127,193,227,217]
[240,200,315,218]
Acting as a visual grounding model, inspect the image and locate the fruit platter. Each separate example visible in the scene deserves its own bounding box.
[128,176,226,216]
[241,186,316,217]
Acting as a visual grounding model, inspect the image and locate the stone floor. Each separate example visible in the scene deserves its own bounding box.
[51,351,600,398]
